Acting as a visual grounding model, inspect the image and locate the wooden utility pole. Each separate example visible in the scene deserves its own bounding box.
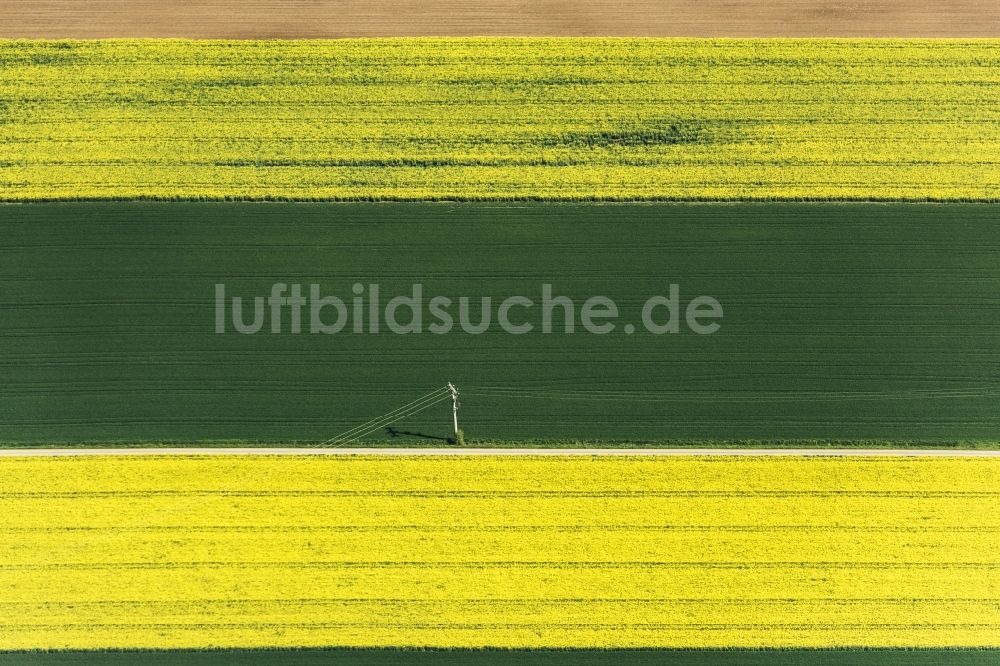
[447,382,459,440]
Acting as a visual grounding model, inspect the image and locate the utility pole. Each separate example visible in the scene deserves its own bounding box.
[447,382,460,441]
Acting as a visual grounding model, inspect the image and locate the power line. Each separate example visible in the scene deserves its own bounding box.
[318,387,448,447]
[315,386,449,447]
[324,394,453,448]
[311,380,997,448]
[463,385,998,403]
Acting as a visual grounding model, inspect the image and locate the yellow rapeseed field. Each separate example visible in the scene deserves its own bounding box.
[1,39,999,200]
[1,455,999,649]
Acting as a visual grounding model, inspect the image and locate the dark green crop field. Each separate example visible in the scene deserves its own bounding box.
[3,649,999,665]
[1,202,998,446]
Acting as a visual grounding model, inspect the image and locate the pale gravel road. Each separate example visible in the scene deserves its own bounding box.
[2,448,998,457]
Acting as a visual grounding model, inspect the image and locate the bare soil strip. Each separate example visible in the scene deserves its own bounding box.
[2,448,998,456]
[2,0,999,38]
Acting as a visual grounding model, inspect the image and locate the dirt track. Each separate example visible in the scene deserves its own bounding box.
[2,0,999,38]
[1,448,997,456]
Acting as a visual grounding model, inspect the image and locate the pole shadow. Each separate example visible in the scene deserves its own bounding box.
[386,426,453,443]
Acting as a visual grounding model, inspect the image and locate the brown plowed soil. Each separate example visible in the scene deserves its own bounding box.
[2,0,998,38]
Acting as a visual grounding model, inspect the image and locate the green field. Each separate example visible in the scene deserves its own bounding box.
[4,649,1000,665]
[3,650,999,665]
[2,202,999,446]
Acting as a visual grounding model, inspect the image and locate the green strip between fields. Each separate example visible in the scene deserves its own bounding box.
[3,650,1000,665]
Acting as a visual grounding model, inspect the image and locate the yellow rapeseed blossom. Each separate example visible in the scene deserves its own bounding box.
[1,39,999,200]
[1,455,999,649]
